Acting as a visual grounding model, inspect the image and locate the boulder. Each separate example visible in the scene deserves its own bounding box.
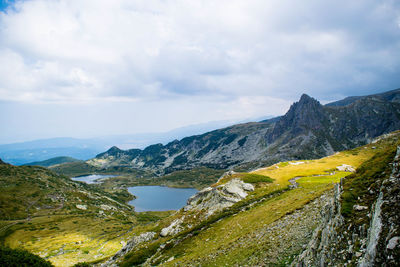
[76,204,87,210]
[336,164,355,172]
[387,236,399,250]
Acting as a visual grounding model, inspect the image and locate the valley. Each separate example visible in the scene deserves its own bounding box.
[1,130,397,266]
[1,90,400,266]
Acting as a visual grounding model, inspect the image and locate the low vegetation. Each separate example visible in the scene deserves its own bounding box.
[341,145,397,217]
[0,246,53,266]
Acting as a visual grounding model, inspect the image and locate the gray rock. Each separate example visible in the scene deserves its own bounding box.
[160,216,185,237]
[100,231,156,266]
[387,236,399,250]
[353,205,368,211]
[184,179,254,216]
[337,164,356,172]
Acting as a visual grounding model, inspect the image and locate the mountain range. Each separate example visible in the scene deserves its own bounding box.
[0,120,245,165]
[87,88,400,175]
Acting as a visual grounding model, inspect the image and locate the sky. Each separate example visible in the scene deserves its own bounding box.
[0,0,400,144]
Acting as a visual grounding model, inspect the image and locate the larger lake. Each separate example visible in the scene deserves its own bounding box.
[128,186,198,212]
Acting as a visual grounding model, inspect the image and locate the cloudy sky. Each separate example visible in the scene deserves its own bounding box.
[0,0,400,143]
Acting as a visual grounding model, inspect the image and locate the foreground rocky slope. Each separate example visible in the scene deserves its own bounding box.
[292,142,400,266]
[87,89,400,175]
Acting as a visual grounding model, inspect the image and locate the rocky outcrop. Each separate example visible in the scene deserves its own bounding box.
[291,183,345,266]
[292,146,400,266]
[184,179,254,216]
[160,217,185,237]
[87,89,400,174]
[100,232,156,267]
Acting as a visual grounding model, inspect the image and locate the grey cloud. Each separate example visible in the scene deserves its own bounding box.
[0,0,399,103]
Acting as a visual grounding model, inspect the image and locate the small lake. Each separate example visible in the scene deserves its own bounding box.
[127,186,198,212]
[71,174,117,184]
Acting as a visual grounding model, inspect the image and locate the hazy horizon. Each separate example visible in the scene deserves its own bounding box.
[1,0,400,144]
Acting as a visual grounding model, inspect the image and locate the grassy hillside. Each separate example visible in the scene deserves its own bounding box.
[97,167,225,191]
[115,132,400,266]
[49,161,152,179]
[23,156,81,167]
[0,163,172,266]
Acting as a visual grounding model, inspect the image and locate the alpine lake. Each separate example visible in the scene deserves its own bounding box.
[72,174,198,211]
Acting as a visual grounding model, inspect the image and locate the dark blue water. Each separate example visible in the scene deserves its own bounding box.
[128,186,198,212]
[71,174,117,184]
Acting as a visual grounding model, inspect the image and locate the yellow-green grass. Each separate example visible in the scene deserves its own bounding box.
[297,172,346,185]
[252,144,379,188]
[3,215,130,266]
[2,211,173,267]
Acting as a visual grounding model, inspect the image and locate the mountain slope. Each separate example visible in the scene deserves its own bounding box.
[23,156,81,167]
[326,88,400,107]
[87,89,400,175]
[0,162,145,266]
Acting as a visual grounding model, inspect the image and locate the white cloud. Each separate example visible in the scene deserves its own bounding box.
[0,0,400,142]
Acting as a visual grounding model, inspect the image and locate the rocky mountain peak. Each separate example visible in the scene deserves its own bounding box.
[282,93,323,124]
[95,146,123,158]
[295,93,322,110]
[107,146,122,153]
[268,93,325,142]
[0,158,5,164]
[299,93,313,102]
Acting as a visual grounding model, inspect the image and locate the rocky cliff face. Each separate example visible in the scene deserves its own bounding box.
[87,89,400,175]
[292,146,400,266]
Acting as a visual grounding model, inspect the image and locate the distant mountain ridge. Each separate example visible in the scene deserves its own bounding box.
[87,88,400,174]
[23,156,81,167]
[326,88,400,106]
[0,121,242,165]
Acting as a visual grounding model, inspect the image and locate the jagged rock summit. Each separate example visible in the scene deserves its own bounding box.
[268,93,325,142]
